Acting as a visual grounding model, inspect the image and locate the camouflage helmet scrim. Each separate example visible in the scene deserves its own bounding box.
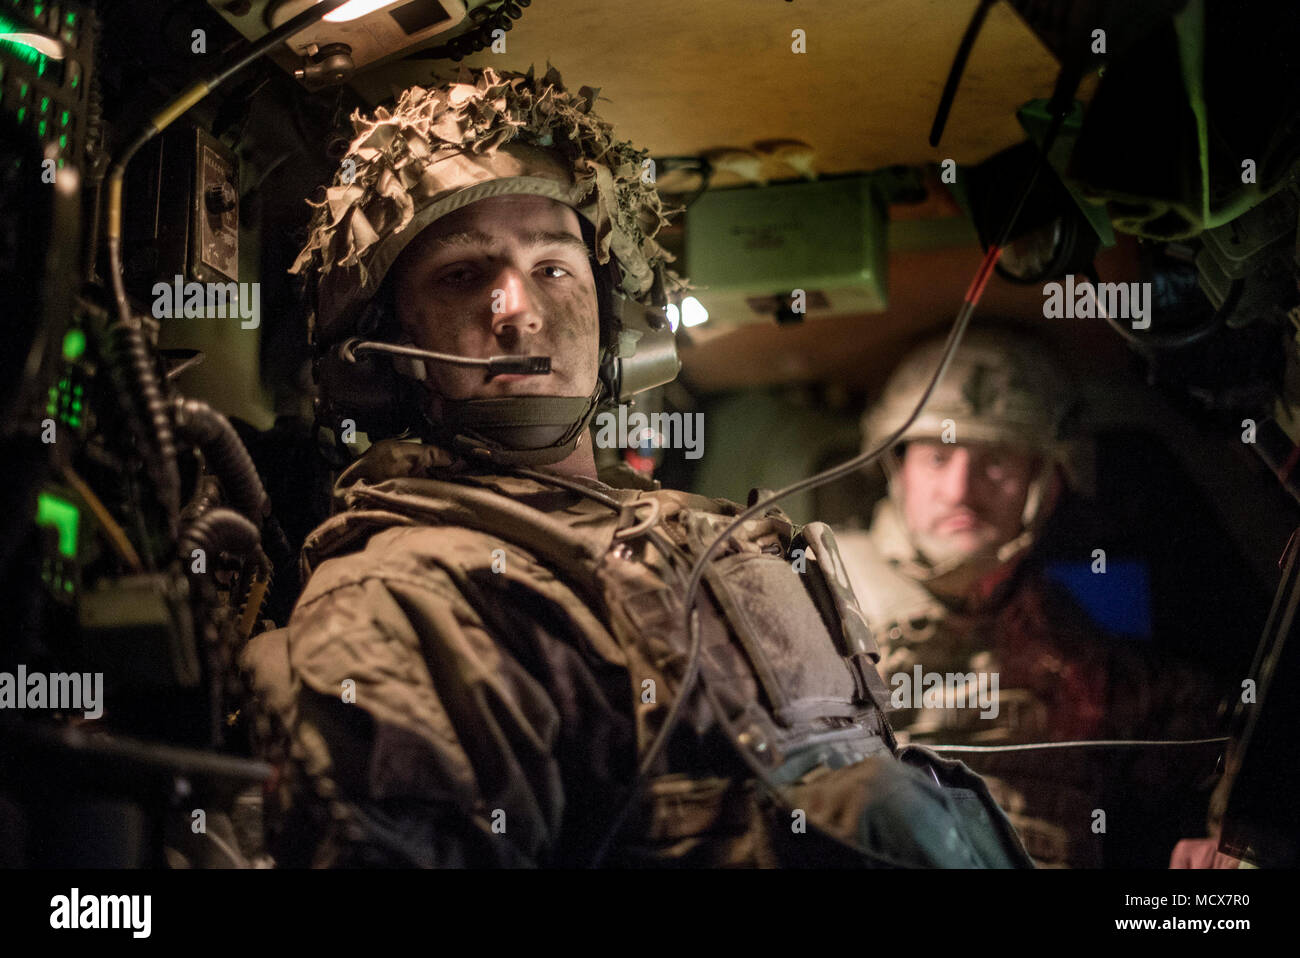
[864,326,1083,474]
[290,64,687,344]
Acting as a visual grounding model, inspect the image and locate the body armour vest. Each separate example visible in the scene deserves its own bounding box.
[308,440,899,776]
[242,439,1033,867]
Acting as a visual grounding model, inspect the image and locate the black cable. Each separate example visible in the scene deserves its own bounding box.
[1087,266,1239,350]
[585,100,1076,868]
[102,0,353,546]
[503,467,920,867]
[209,1,354,90]
[653,156,714,211]
[930,0,999,147]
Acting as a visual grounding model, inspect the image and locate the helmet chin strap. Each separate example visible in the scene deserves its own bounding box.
[402,356,603,465]
[377,321,609,467]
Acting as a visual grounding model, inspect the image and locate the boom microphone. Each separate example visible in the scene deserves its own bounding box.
[338,337,552,377]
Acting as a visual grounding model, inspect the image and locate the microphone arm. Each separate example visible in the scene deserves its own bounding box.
[338,338,552,377]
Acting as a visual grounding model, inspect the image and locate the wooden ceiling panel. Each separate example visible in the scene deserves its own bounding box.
[357,0,1077,175]
[349,0,1103,393]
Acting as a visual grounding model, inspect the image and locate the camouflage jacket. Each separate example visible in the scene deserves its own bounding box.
[837,499,1226,746]
[241,440,1032,868]
[837,500,1227,867]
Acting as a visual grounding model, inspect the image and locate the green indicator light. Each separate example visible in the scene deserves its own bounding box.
[16,106,25,123]
[36,58,45,77]
[57,158,64,169]
[58,133,67,149]
[68,416,80,427]
[33,4,43,17]
[45,403,55,416]
[59,377,67,388]
[70,73,77,89]
[62,328,85,360]
[19,82,28,98]
[60,110,68,125]
[37,119,46,137]
[67,11,75,26]
[63,579,73,594]
[71,400,81,411]
[39,95,48,112]
[73,383,83,395]
[35,492,79,559]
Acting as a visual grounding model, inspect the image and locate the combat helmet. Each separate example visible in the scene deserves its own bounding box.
[290,65,686,465]
[863,326,1087,576]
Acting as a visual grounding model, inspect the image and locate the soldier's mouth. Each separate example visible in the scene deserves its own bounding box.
[937,512,982,532]
[482,364,560,386]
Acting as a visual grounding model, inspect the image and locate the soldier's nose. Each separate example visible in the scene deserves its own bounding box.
[490,267,544,339]
[939,449,973,503]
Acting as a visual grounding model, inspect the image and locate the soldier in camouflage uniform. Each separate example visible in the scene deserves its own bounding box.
[836,329,1227,866]
[239,67,1032,868]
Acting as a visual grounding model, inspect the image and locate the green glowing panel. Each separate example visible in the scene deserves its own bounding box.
[0,14,49,71]
[36,492,80,559]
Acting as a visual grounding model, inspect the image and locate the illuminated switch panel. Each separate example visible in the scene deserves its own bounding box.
[36,489,81,604]
[1,0,92,170]
[44,324,90,436]
[45,369,86,432]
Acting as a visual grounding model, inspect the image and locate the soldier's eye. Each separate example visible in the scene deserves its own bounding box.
[538,264,570,279]
[436,264,479,286]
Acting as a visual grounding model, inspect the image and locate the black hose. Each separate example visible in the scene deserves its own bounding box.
[178,507,260,564]
[172,397,270,525]
[1087,265,1240,350]
[105,318,181,545]
[175,506,258,748]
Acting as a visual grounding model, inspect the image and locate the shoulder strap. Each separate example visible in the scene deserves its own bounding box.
[835,529,946,644]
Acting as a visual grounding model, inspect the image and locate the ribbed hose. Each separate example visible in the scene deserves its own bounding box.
[172,397,270,524]
[177,506,260,563]
[105,320,181,544]
[177,506,261,747]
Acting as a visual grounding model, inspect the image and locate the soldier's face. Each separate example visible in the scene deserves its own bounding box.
[392,194,600,400]
[899,441,1039,559]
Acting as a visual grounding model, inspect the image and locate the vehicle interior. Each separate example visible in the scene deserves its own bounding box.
[2,0,1299,869]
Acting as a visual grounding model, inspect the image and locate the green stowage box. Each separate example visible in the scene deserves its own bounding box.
[685,175,889,325]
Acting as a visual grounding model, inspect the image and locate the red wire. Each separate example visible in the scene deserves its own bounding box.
[964,244,1003,305]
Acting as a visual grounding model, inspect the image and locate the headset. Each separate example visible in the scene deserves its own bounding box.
[310,221,682,448]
